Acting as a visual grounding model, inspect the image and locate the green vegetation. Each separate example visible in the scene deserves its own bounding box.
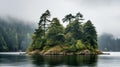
[27,10,99,54]
[98,33,120,51]
[0,17,34,52]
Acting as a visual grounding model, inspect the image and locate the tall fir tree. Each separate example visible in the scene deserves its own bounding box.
[82,20,98,49]
[46,18,65,45]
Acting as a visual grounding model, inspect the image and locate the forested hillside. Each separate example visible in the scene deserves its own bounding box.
[98,33,120,51]
[0,17,35,52]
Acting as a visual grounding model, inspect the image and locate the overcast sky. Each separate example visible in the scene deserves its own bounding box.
[0,0,120,37]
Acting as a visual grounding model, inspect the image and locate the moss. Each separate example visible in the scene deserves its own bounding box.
[43,45,51,51]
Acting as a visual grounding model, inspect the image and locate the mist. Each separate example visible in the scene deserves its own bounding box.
[0,0,120,37]
[0,16,35,51]
[98,33,120,51]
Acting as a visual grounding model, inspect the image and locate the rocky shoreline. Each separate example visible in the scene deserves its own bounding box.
[26,45,103,56]
[27,49,103,56]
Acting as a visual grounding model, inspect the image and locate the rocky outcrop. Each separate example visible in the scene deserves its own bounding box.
[27,49,103,56]
[27,45,103,55]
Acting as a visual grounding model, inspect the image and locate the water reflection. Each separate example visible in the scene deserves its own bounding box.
[0,55,26,63]
[30,55,98,67]
[1,52,120,67]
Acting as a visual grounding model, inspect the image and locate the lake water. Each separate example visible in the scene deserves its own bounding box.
[0,52,120,67]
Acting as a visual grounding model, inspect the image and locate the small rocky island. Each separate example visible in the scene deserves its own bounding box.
[26,10,102,55]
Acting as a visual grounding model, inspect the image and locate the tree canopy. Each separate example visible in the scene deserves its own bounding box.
[27,10,98,52]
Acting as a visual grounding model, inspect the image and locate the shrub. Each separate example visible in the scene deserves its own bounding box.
[43,45,51,51]
[76,40,85,50]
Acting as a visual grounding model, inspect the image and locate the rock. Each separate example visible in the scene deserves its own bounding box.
[39,50,45,55]
[75,52,81,55]
[66,52,74,55]
[27,50,41,55]
[80,49,91,55]
[26,46,103,55]
[96,50,103,54]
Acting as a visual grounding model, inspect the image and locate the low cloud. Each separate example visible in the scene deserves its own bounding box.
[0,0,120,37]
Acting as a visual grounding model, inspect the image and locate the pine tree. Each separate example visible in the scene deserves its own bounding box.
[46,18,65,45]
[82,20,98,49]
[39,10,51,36]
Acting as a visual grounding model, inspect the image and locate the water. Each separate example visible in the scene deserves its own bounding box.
[0,52,120,67]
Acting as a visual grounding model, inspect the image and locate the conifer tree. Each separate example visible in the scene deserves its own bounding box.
[82,20,98,49]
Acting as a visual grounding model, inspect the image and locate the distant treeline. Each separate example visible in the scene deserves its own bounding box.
[98,33,120,51]
[0,17,35,52]
[0,16,119,52]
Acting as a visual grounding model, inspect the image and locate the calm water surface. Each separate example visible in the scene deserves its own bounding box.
[0,52,120,67]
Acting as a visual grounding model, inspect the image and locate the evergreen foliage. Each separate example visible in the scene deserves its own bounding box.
[46,18,65,45]
[82,20,98,49]
[98,33,120,51]
[28,10,98,52]
[0,17,34,51]
[76,40,85,50]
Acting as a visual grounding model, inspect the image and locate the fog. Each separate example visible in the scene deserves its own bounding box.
[0,0,120,37]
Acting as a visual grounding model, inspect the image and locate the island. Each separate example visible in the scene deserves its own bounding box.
[26,10,102,55]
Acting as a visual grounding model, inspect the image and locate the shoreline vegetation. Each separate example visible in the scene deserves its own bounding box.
[27,45,103,55]
[26,10,103,55]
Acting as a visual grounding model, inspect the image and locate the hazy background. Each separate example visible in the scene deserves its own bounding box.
[0,0,120,37]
